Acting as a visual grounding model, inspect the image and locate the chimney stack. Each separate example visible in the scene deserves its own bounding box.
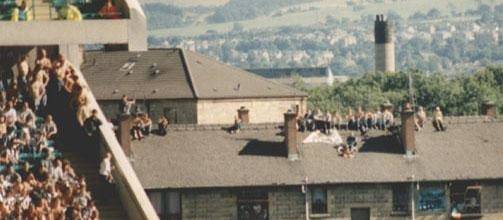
[400,104,416,155]
[284,111,299,161]
[482,101,496,119]
[374,14,395,73]
[237,106,250,124]
[118,114,133,156]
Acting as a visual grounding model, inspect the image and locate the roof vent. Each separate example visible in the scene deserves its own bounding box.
[234,83,241,91]
[127,70,133,75]
[213,88,218,92]
[113,89,119,94]
[196,60,202,64]
[152,69,160,75]
[151,63,157,69]
[152,89,158,94]
[267,86,272,90]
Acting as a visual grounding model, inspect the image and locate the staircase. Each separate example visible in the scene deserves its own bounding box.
[61,148,128,220]
[31,0,54,20]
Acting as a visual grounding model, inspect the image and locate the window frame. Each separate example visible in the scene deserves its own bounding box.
[310,187,328,214]
[391,184,410,215]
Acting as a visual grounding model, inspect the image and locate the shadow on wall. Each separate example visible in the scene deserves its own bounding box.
[358,135,403,154]
[238,139,287,157]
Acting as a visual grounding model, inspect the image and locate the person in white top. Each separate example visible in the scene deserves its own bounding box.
[99,152,113,183]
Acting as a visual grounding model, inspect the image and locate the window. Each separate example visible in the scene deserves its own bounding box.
[311,187,327,214]
[237,189,268,220]
[148,192,164,219]
[417,187,446,212]
[166,191,181,220]
[392,184,409,213]
[450,183,481,215]
[147,191,181,220]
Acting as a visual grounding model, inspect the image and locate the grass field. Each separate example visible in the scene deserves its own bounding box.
[150,0,498,37]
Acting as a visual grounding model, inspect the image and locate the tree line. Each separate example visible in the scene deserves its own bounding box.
[296,66,503,116]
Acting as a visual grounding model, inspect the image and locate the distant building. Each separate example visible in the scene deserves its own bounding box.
[81,49,307,125]
[247,67,349,88]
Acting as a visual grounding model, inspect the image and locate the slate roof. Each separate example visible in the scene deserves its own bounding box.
[81,49,306,100]
[130,118,503,189]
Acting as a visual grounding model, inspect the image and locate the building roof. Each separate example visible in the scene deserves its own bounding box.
[130,117,503,189]
[81,49,306,100]
[247,67,329,79]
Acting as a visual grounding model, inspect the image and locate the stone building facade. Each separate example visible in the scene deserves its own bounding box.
[147,181,503,220]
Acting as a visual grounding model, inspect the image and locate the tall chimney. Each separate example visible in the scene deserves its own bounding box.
[118,114,133,156]
[374,14,395,73]
[401,105,416,155]
[482,101,496,119]
[284,111,299,161]
[237,106,250,124]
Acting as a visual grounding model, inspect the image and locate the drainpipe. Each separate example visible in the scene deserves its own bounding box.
[411,182,415,220]
[302,176,309,220]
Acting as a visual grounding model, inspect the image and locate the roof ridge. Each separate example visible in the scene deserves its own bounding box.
[184,50,308,97]
[179,48,199,98]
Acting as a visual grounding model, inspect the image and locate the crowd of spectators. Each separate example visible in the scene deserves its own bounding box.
[0,49,100,219]
[3,0,122,21]
[298,106,395,136]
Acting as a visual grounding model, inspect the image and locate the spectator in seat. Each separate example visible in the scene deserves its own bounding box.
[11,1,32,21]
[35,49,52,71]
[3,101,17,128]
[17,102,36,127]
[42,115,58,139]
[432,106,446,131]
[99,0,121,19]
[157,116,169,136]
[58,3,82,21]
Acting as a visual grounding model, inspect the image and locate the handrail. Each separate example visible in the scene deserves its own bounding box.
[72,65,159,220]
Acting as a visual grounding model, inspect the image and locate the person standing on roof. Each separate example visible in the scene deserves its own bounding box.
[416,106,427,131]
[119,95,135,115]
[432,106,446,131]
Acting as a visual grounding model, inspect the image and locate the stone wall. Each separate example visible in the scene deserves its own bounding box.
[182,189,237,220]
[197,97,307,125]
[269,188,305,220]
[98,99,197,124]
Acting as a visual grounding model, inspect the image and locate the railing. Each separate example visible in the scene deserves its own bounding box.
[72,64,159,220]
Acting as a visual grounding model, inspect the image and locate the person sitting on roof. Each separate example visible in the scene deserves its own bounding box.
[432,106,446,131]
[337,143,355,159]
[58,2,82,21]
[346,132,357,150]
[131,116,144,140]
[157,116,168,136]
[139,113,152,136]
[119,95,135,115]
[416,106,427,131]
[98,0,121,19]
[230,115,242,134]
[383,108,394,130]
[11,1,32,21]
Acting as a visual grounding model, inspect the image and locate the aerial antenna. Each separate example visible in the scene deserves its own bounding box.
[408,72,416,109]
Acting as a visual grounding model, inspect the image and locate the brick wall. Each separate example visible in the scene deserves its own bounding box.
[197,98,307,125]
